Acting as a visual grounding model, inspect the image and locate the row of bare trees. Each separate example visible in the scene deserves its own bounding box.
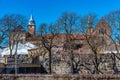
[38,10,120,74]
[0,9,120,74]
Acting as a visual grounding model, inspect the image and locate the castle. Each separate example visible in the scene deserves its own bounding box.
[3,15,119,74]
[10,15,111,54]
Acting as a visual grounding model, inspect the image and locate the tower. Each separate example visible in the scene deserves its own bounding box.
[87,16,93,34]
[28,14,36,36]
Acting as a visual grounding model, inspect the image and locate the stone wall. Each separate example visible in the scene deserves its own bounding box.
[0,74,120,80]
[52,53,120,74]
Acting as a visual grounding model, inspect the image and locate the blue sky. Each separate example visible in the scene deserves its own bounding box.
[0,0,120,28]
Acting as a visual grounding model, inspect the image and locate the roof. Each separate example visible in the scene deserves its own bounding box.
[26,34,92,43]
[44,34,91,40]
[12,25,26,32]
[92,18,111,35]
[94,18,110,30]
[28,14,35,26]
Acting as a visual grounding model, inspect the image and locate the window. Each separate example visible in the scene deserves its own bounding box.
[73,44,83,49]
[99,28,106,35]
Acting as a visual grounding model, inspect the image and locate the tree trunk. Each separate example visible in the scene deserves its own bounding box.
[10,48,12,56]
[94,53,99,74]
[49,49,52,74]
[71,50,74,73]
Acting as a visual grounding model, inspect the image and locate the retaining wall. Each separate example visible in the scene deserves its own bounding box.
[0,74,120,80]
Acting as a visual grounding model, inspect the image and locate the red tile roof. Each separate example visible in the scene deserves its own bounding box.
[58,34,91,40]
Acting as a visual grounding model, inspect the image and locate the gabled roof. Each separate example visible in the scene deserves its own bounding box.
[94,18,111,30]
[92,18,111,35]
[12,25,26,32]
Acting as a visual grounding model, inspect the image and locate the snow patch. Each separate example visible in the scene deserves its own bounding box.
[0,42,38,57]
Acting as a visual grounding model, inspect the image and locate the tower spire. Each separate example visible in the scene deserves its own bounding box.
[28,14,35,26]
[30,14,33,21]
[87,16,92,28]
[87,16,93,34]
[28,14,36,36]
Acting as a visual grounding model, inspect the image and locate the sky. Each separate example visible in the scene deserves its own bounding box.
[0,0,120,29]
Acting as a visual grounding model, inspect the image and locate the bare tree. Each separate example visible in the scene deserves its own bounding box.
[0,14,27,56]
[103,9,120,74]
[79,13,98,33]
[78,14,106,74]
[39,23,60,74]
[86,36,105,74]
[0,20,7,47]
[57,12,80,73]
[104,9,120,53]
